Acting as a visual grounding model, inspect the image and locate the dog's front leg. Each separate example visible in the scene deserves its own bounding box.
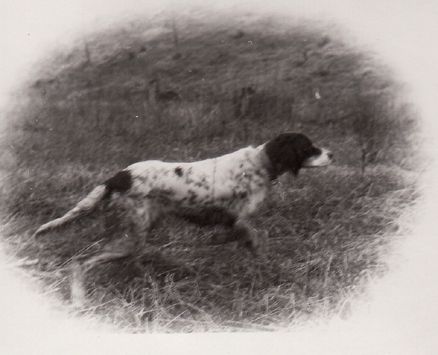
[233,219,260,255]
[228,219,267,256]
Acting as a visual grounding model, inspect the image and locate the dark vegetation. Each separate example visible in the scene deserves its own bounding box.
[0,12,419,331]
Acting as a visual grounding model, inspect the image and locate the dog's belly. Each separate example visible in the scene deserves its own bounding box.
[172,205,237,226]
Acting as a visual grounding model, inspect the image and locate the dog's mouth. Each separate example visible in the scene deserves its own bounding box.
[302,148,333,168]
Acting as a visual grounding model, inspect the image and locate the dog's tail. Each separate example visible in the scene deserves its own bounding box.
[32,184,109,237]
[32,170,132,237]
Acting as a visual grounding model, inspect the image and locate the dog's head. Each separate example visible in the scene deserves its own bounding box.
[264,132,333,178]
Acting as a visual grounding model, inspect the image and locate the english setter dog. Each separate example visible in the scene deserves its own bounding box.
[33,132,332,285]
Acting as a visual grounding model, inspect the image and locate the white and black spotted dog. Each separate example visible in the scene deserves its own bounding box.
[33,132,333,277]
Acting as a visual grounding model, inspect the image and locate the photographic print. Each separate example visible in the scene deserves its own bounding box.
[1,1,436,354]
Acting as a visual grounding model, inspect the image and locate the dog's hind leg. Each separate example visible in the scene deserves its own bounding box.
[69,200,160,306]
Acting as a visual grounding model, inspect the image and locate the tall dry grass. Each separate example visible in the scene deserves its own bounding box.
[0,13,420,331]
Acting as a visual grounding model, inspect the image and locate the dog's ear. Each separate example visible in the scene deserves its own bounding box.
[264,133,310,177]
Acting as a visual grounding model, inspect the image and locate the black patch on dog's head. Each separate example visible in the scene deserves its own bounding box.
[174,167,183,177]
[264,132,319,178]
[104,170,132,196]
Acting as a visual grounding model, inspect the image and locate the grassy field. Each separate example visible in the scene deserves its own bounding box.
[0,12,420,331]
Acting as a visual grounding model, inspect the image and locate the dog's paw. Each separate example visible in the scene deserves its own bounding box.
[241,230,269,257]
[70,263,87,308]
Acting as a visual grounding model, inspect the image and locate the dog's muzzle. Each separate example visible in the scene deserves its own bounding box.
[303,148,333,167]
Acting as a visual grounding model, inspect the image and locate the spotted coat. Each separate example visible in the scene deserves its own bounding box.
[125,145,270,221]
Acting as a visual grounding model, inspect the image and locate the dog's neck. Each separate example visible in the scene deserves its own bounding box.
[256,144,279,181]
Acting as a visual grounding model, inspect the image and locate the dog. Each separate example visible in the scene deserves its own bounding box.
[33,132,333,281]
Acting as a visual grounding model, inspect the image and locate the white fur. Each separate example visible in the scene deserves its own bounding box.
[303,148,333,167]
[127,145,270,218]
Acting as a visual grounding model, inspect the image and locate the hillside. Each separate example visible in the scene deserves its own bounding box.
[1,12,419,331]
